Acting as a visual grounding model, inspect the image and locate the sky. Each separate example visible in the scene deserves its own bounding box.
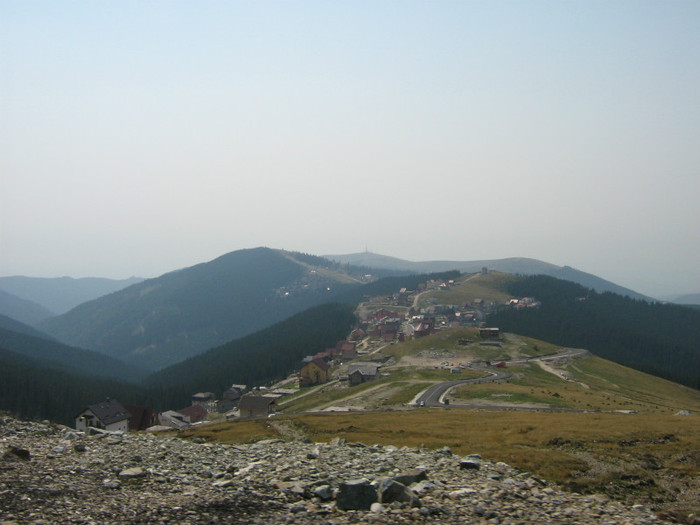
[1,1,699,298]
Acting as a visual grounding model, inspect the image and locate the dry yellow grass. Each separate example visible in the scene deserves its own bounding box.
[181,410,699,485]
[179,408,700,517]
[177,418,278,443]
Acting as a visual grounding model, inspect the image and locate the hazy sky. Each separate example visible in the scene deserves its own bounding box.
[2,1,699,297]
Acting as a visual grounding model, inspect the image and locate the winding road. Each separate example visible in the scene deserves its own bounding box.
[414,368,512,407]
[414,348,590,412]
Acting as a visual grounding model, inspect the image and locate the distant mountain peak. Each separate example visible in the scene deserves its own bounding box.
[324,252,650,301]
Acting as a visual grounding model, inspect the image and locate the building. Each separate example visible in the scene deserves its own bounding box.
[218,384,248,413]
[299,357,331,387]
[347,363,381,386]
[191,392,215,405]
[159,410,190,429]
[179,404,208,424]
[124,405,158,431]
[238,395,276,418]
[75,399,131,433]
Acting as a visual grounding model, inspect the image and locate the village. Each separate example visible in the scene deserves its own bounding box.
[74,273,540,434]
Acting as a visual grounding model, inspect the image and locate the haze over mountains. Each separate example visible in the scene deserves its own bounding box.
[326,252,654,301]
[0,276,144,318]
[0,290,55,326]
[0,246,697,377]
[35,248,362,370]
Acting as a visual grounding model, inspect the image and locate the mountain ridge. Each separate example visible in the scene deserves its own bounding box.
[0,290,55,325]
[0,315,146,383]
[0,275,144,315]
[37,248,362,370]
[325,252,653,301]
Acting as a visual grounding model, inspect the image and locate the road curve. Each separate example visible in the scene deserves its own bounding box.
[415,369,512,407]
[414,348,589,410]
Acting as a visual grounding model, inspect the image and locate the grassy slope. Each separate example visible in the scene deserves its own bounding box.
[416,271,517,307]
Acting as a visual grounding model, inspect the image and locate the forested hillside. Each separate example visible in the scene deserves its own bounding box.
[490,275,700,389]
[1,302,356,425]
[0,291,55,325]
[0,275,143,315]
[0,325,146,382]
[38,248,360,370]
[146,302,357,410]
[0,347,142,426]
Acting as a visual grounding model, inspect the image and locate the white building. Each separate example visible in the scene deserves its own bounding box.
[75,399,131,433]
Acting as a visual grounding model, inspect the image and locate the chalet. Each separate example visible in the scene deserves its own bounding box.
[300,358,331,386]
[372,309,404,321]
[367,326,382,338]
[347,363,380,386]
[191,392,215,405]
[381,329,397,342]
[125,405,158,431]
[238,395,276,418]
[218,384,248,412]
[411,320,434,338]
[75,399,131,433]
[179,404,208,424]
[341,346,358,361]
[349,328,366,341]
[337,340,356,353]
[222,385,246,402]
[159,410,189,429]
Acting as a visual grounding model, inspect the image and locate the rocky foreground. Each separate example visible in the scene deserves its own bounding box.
[0,417,673,525]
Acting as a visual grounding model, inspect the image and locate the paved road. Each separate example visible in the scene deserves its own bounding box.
[415,368,512,406]
[414,348,589,412]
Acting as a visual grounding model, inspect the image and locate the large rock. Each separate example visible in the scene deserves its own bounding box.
[377,478,421,508]
[394,468,427,486]
[336,479,377,511]
[2,445,30,461]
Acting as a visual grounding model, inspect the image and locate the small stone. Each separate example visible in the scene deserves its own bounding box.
[460,458,481,470]
[212,479,234,488]
[119,467,145,478]
[313,484,333,501]
[370,502,385,513]
[103,479,121,489]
